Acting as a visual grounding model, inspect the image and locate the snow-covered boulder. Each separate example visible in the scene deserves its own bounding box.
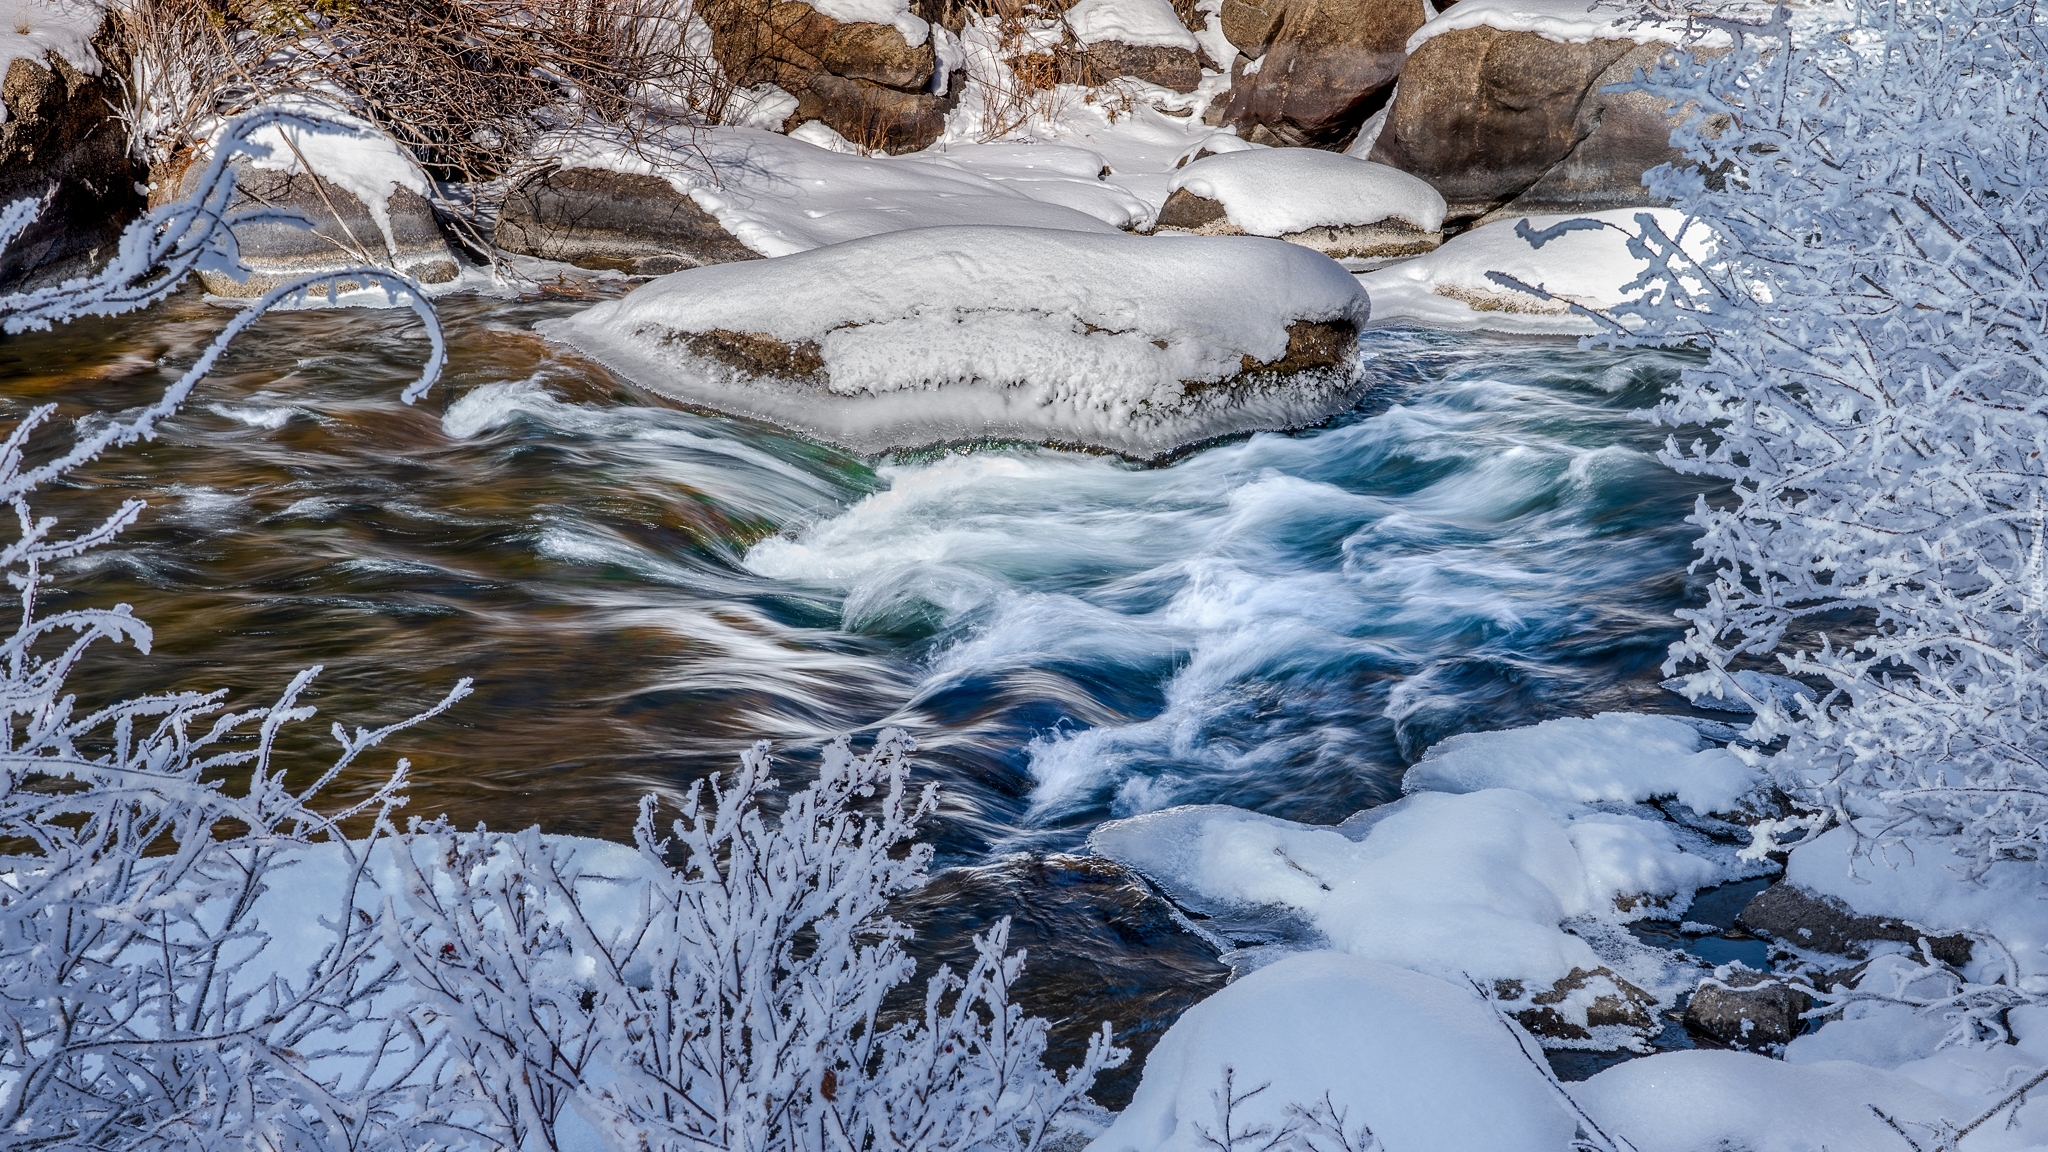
[1154,147,1445,259]
[538,225,1372,459]
[156,105,460,298]
[1087,951,1577,1152]
[1368,0,1723,221]
[1060,0,1207,93]
[496,128,1140,272]
[1402,712,1762,817]
[1087,786,1738,1042]
[1357,207,1714,334]
[0,0,139,290]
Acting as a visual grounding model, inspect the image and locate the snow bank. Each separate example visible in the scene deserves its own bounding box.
[1407,0,1748,51]
[1575,1050,1969,1152]
[542,127,1143,252]
[1168,149,1447,235]
[1086,952,1577,1152]
[0,0,101,79]
[1404,712,1762,815]
[1089,787,1732,993]
[1358,208,1714,334]
[539,225,1372,459]
[806,0,931,49]
[1064,0,1200,49]
[1786,825,2048,984]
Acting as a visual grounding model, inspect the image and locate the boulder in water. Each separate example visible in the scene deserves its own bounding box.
[538,225,1372,459]
[495,166,764,274]
[1153,147,1445,260]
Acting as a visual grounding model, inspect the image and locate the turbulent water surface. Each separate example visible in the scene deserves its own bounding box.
[2,283,1719,1100]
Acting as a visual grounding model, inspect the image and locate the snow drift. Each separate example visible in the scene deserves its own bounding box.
[540,225,1374,459]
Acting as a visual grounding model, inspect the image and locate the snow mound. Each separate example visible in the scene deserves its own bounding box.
[543,127,1141,255]
[0,0,101,79]
[1576,1050,1967,1152]
[1404,712,1763,815]
[1086,952,1576,1152]
[539,225,1373,459]
[1088,788,1732,992]
[1169,149,1447,236]
[1063,0,1200,49]
[1358,208,1715,334]
[1407,0,1750,51]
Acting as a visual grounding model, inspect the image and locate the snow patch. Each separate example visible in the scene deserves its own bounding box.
[0,0,101,82]
[1086,952,1577,1152]
[1064,0,1200,50]
[1407,0,1749,52]
[806,0,932,48]
[1404,711,1762,815]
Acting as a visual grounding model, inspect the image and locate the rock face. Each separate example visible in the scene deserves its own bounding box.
[1061,40,1203,93]
[0,33,146,291]
[1738,883,1974,966]
[701,0,956,153]
[495,167,762,274]
[1368,28,1687,222]
[1216,0,1427,147]
[153,154,461,298]
[1683,968,1811,1049]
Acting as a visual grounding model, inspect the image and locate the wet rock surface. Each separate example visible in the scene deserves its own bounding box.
[1738,882,1974,966]
[495,167,763,274]
[0,29,145,291]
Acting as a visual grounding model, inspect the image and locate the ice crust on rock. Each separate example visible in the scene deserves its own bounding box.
[1168,149,1447,236]
[1063,0,1200,49]
[539,225,1372,459]
[1085,952,1577,1152]
[1404,711,1762,815]
[543,127,1151,253]
[1358,208,1716,334]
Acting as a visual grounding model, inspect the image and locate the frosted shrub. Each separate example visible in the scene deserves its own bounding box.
[392,732,1125,1152]
[1597,0,2048,873]
[0,111,465,1148]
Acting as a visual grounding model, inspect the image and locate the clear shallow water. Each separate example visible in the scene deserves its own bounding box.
[1,284,1721,1100]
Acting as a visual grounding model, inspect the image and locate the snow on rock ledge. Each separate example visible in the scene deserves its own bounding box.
[1086,952,1578,1152]
[539,225,1373,459]
[1155,148,1447,260]
[1404,712,1763,816]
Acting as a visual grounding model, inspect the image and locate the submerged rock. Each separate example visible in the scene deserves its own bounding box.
[495,166,763,274]
[539,225,1371,459]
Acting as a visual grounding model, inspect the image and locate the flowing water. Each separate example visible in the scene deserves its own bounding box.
[1,283,1721,1101]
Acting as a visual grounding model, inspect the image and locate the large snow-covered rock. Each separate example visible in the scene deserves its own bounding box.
[157,105,460,298]
[538,225,1373,459]
[1403,712,1762,816]
[1087,786,1737,1040]
[498,128,1144,270]
[1357,208,1714,334]
[1154,147,1445,259]
[1086,952,1577,1152]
